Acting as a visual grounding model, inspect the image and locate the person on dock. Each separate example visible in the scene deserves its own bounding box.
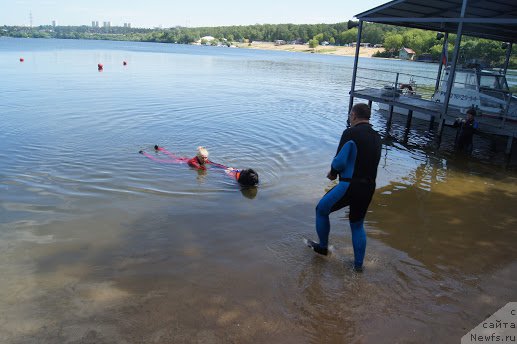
[453,108,479,153]
[306,103,382,272]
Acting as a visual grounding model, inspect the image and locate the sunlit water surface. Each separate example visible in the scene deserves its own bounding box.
[1,38,516,343]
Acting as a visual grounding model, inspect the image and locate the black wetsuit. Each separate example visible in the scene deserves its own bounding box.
[312,122,381,269]
[328,122,382,222]
[454,118,478,152]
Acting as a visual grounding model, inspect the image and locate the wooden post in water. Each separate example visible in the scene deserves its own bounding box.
[368,100,372,109]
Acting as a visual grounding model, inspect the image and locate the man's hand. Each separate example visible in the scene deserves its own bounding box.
[327,171,337,180]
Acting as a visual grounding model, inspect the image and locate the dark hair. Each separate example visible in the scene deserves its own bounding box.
[238,168,259,186]
[466,108,476,116]
[351,103,371,120]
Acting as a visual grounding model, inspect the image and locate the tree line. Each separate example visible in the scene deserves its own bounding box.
[1,22,515,67]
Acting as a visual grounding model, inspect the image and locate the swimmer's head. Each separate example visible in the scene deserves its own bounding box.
[237,168,259,186]
[196,146,209,163]
[466,108,476,120]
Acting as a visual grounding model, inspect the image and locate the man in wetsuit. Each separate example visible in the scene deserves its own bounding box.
[453,108,479,153]
[306,103,381,272]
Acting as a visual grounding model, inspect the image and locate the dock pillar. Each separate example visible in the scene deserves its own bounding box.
[348,20,363,114]
[505,136,514,155]
[441,0,467,123]
[434,33,448,93]
[403,110,413,142]
[503,43,513,75]
[429,115,435,132]
[405,110,413,131]
[436,118,445,148]
[387,105,394,129]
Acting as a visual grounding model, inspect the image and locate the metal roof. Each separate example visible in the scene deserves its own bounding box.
[355,0,517,42]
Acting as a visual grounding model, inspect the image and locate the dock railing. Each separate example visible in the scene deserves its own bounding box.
[354,67,438,101]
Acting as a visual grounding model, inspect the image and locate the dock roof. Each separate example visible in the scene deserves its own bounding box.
[355,0,517,43]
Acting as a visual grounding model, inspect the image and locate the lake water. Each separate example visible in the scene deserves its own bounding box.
[1,38,516,343]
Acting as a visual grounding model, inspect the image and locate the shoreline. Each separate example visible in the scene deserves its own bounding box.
[235,41,384,58]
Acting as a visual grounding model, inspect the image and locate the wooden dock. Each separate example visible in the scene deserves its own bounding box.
[352,88,517,145]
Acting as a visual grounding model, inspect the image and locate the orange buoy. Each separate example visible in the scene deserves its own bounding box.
[20,58,24,62]
[123,61,127,66]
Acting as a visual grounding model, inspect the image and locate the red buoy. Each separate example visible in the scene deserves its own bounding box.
[98,63,103,71]
[20,58,24,62]
[123,61,127,66]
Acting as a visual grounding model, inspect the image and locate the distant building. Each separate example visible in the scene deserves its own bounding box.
[103,21,111,28]
[123,23,131,28]
[52,20,56,27]
[92,21,99,28]
[399,47,416,60]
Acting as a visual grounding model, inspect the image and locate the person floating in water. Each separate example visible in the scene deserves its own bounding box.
[306,103,381,272]
[188,146,211,170]
[453,108,479,153]
[224,167,259,187]
[139,145,259,186]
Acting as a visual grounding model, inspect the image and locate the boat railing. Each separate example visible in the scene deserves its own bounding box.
[354,67,438,101]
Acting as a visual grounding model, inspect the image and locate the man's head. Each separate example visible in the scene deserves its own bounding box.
[466,108,476,121]
[237,168,259,186]
[349,103,371,127]
[196,146,209,164]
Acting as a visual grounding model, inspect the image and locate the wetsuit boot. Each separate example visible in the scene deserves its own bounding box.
[304,239,328,256]
[350,219,366,272]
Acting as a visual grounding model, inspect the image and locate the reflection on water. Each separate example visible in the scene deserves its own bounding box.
[0,38,516,343]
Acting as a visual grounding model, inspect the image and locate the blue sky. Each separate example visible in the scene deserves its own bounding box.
[2,0,387,28]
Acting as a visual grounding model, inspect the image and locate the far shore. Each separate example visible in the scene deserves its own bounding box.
[235,41,383,57]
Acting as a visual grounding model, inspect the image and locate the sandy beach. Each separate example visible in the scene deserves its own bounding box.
[236,41,383,57]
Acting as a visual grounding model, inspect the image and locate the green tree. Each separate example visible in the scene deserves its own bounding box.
[363,25,383,44]
[384,33,404,52]
[313,33,324,43]
[338,28,357,45]
[308,39,319,48]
